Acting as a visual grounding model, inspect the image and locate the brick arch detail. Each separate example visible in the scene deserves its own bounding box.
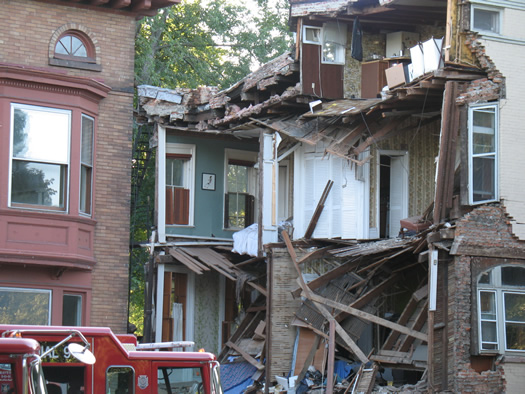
[49,23,101,65]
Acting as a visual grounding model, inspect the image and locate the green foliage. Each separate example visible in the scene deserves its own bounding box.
[135,0,293,89]
[130,0,292,334]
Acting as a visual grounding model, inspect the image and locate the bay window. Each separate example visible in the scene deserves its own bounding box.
[10,104,70,210]
[469,103,498,205]
[478,265,525,353]
[0,287,51,325]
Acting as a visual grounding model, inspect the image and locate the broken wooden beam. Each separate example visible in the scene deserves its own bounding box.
[226,341,265,370]
[304,291,428,342]
[304,180,334,239]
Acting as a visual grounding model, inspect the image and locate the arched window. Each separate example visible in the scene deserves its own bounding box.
[477,265,525,353]
[54,31,95,63]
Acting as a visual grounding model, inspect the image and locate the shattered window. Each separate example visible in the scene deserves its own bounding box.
[478,265,525,353]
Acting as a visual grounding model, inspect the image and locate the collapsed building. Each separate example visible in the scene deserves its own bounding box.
[136,1,525,392]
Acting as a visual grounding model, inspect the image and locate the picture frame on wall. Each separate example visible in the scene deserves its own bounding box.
[202,173,216,191]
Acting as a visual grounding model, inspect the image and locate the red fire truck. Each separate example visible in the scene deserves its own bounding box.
[0,336,47,393]
[0,324,222,394]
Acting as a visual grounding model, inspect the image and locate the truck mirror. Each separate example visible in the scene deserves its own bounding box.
[68,343,96,365]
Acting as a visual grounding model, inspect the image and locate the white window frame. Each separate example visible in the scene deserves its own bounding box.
[62,293,83,326]
[471,4,502,35]
[468,103,499,205]
[302,23,347,65]
[165,143,196,227]
[477,266,525,354]
[9,103,71,212]
[303,25,321,45]
[0,287,52,325]
[224,149,258,231]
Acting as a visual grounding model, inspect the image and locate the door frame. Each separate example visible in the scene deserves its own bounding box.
[375,150,409,238]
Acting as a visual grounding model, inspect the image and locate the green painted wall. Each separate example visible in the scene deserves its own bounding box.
[165,133,258,239]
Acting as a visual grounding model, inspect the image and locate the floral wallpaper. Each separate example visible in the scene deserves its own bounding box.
[193,270,221,354]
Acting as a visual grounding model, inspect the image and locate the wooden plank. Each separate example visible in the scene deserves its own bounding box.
[247,281,267,297]
[168,248,205,274]
[291,257,362,297]
[226,341,265,370]
[297,245,335,265]
[282,231,369,363]
[399,300,428,352]
[304,180,334,239]
[305,292,428,342]
[294,329,324,382]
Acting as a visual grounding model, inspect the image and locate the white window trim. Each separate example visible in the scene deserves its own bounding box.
[8,103,71,212]
[468,103,499,205]
[303,25,321,45]
[223,148,258,231]
[0,287,52,325]
[471,3,503,36]
[477,266,525,354]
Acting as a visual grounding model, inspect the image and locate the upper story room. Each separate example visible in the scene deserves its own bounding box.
[288,0,448,99]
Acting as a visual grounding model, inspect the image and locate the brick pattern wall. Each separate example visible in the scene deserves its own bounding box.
[267,247,304,379]
[442,204,525,392]
[0,0,136,332]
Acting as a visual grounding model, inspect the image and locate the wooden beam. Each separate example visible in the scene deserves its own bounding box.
[282,231,369,363]
[226,341,265,370]
[247,281,267,297]
[304,291,428,342]
[304,180,334,239]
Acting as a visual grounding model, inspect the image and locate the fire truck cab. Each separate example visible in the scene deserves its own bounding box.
[0,337,47,393]
[0,325,222,394]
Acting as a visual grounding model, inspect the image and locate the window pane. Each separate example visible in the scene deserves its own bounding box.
[502,267,525,287]
[305,27,320,43]
[56,36,71,55]
[167,158,185,187]
[11,161,66,208]
[63,294,82,326]
[505,323,525,350]
[227,165,247,193]
[473,8,500,34]
[479,270,492,285]
[0,288,51,325]
[472,156,495,202]
[228,193,246,228]
[505,293,525,323]
[107,367,135,394]
[480,291,497,320]
[481,321,498,343]
[80,165,92,214]
[71,36,87,57]
[12,106,69,163]
[157,367,203,394]
[81,116,94,166]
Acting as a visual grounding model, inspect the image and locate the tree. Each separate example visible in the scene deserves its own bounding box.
[135,0,292,89]
[130,0,292,335]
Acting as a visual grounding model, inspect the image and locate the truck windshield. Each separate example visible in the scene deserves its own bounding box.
[157,366,204,394]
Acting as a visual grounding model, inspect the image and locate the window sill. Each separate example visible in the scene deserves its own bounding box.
[49,58,102,72]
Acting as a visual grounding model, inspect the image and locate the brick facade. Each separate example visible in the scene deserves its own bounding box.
[438,204,525,392]
[0,0,136,332]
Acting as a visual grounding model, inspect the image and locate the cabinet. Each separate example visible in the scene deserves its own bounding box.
[361,60,388,98]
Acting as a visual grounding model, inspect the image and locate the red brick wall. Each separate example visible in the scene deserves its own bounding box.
[0,0,136,332]
[440,204,525,392]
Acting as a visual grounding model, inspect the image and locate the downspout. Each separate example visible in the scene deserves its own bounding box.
[143,230,156,343]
